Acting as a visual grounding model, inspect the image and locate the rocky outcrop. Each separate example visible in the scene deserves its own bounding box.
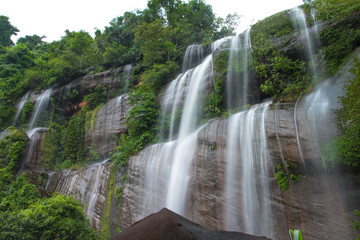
[85,95,131,158]
[22,128,47,171]
[21,65,132,114]
[111,208,270,240]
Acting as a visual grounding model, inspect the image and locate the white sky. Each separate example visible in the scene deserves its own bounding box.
[1,0,303,43]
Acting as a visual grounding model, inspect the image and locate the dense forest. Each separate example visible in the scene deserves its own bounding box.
[1,0,360,239]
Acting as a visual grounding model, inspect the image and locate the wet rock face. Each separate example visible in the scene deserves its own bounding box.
[46,160,111,231]
[85,95,131,158]
[25,66,130,111]
[119,100,357,240]
[23,128,47,171]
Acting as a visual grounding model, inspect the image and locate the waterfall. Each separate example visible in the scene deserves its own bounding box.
[304,80,342,160]
[182,44,204,72]
[140,142,175,217]
[290,7,317,80]
[13,91,30,126]
[226,29,252,109]
[124,64,132,79]
[27,88,53,130]
[310,8,320,38]
[46,158,111,230]
[165,55,213,214]
[165,128,202,214]
[123,64,132,92]
[85,159,110,229]
[0,132,5,141]
[21,127,48,171]
[159,71,190,141]
[178,55,213,139]
[133,53,214,218]
[224,102,272,236]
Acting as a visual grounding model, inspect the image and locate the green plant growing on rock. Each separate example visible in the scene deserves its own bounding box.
[275,165,289,191]
[251,10,313,100]
[289,229,303,240]
[353,209,360,239]
[21,99,34,125]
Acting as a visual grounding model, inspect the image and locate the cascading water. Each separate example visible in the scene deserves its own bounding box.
[21,127,48,171]
[165,128,203,214]
[182,44,204,72]
[159,71,190,141]
[127,54,214,220]
[27,88,53,130]
[310,8,320,38]
[226,29,252,109]
[46,158,111,230]
[139,142,176,217]
[165,55,213,214]
[177,55,213,138]
[123,64,132,92]
[224,102,272,236]
[13,91,30,126]
[290,7,317,80]
[0,132,5,141]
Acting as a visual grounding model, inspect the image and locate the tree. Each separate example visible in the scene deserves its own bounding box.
[0,16,19,47]
[135,19,180,66]
[214,13,241,39]
[0,194,97,240]
[17,35,46,50]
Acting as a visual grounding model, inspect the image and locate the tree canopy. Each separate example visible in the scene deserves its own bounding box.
[0,16,19,47]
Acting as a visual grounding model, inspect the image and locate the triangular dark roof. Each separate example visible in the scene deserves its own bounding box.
[109,208,271,240]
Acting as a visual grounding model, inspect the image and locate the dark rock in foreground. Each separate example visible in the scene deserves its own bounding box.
[109,208,270,240]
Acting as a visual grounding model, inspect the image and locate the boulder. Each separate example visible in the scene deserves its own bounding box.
[110,208,270,240]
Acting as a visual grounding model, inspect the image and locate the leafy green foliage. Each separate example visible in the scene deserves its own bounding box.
[203,50,227,119]
[251,11,312,100]
[63,112,86,166]
[113,83,159,166]
[289,229,303,240]
[0,16,19,47]
[83,84,107,110]
[275,165,289,191]
[353,210,360,240]
[0,194,97,240]
[17,35,46,50]
[0,127,29,174]
[135,19,180,66]
[256,55,311,98]
[0,127,96,239]
[214,14,240,40]
[21,100,34,124]
[313,0,360,21]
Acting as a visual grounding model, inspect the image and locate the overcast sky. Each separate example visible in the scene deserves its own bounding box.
[1,0,303,43]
